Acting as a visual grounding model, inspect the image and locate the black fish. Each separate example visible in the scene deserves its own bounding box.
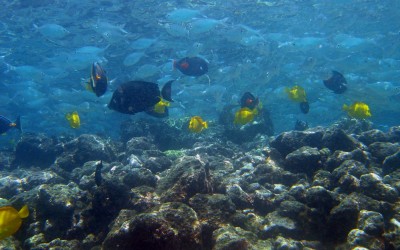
[240,92,259,110]
[0,116,21,134]
[174,57,208,76]
[95,160,103,187]
[323,70,347,94]
[88,62,108,97]
[108,80,173,115]
[294,120,308,131]
[299,101,309,114]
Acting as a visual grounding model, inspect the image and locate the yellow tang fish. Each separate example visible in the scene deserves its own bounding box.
[0,205,29,240]
[152,99,170,114]
[285,85,307,103]
[234,107,258,125]
[189,116,208,133]
[65,111,81,128]
[343,102,372,119]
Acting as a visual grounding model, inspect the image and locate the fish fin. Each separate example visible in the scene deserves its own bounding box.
[203,121,208,129]
[14,116,21,132]
[18,205,29,218]
[342,104,349,111]
[161,80,174,102]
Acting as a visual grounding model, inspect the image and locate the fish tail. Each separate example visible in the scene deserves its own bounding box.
[14,116,22,132]
[161,80,174,102]
[203,121,208,129]
[18,205,29,218]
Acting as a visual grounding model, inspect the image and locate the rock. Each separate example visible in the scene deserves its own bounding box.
[321,127,361,152]
[30,238,81,250]
[331,160,369,182]
[270,128,324,157]
[261,211,298,239]
[324,149,369,172]
[360,173,398,203]
[36,183,85,239]
[129,186,160,212]
[337,174,360,194]
[14,133,63,168]
[226,184,253,209]
[253,189,274,215]
[326,197,360,244]
[123,168,157,188]
[347,229,383,250]
[213,224,273,250]
[157,156,214,202]
[387,126,400,143]
[382,150,400,174]
[304,186,337,212]
[284,146,322,175]
[273,236,303,250]
[126,137,157,155]
[368,142,399,163]
[251,163,300,187]
[142,150,172,173]
[357,210,384,237]
[312,170,333,190]
[55,134,116,171]
[359,129,389,146]
[103,202,202,250]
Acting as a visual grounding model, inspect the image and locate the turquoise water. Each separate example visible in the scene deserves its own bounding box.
[0,0,399,140]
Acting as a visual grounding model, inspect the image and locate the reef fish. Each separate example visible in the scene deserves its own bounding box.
[146,99,171,118]
[188,116,208,133]
[324,70,347,94]
[86,62,108,97]
[174,57,208,77]
[234,107,257,125]
[343,102,371,119]
[65,111,81,128]
[285,85,309,114]
[0,205,29,240]
[0,116,21,134]
[109,80,173,115]
[240,92,259,110]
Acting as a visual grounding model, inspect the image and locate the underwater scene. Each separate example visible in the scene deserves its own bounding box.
[0,0,400,249]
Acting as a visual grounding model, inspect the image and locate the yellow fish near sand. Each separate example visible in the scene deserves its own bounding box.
[188,116,208,133]
[343,101,372,119]
[0,205,29,240]
[65,111,81,128]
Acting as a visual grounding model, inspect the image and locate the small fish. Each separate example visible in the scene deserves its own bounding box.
[0,116,21,135]
[166,8,202,23]
[95,160,103,187]
[109,80,173,115]
[34,23,69,39]
[234,107,258,125]
[0,205,29,240]
[189,116,208,133]
[146,99,170,118]
[240,92,259,110]
[65,111,81,128]
[86,62,108,97]
[324,70,347,94]
[174,57,208,77]
[285,85,307,103]
[343,101,371,119]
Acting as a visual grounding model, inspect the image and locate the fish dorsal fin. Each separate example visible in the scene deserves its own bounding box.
[18,205,29,218]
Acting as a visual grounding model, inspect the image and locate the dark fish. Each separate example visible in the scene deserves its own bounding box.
[108,80,173,115]
[323,70,347,94]
[299,101,309,114]
[240,92,259,110]
[0,116,21,134]
[294,120,308,131]
[88,62,108,97]
[95,160,103,187]
[174,56,208,76]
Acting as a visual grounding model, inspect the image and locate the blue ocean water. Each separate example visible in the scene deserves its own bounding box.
[0,0,399,141]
